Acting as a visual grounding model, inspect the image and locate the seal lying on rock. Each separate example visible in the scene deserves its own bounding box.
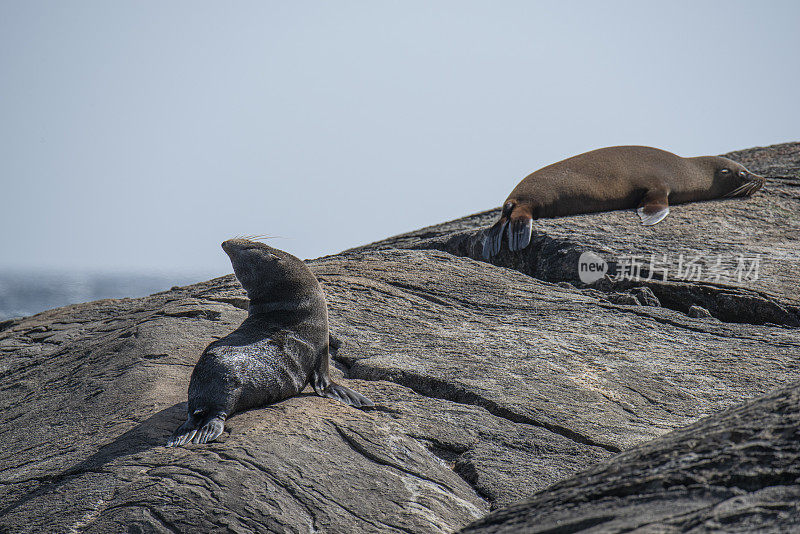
[483,146,765,258]
[167,239,373,447]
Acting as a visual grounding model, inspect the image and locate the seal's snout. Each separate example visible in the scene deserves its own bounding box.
[221,240,237,257]
[747,173,766,195]
[221,238,248,255]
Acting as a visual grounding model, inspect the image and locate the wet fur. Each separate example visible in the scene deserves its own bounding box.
[167,240,373,447]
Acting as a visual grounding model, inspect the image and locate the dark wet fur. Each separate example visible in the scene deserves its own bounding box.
[167,239,374,447]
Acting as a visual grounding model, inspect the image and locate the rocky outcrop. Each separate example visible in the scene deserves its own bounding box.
[1,143,798,533]
[351,143,800,326]
[459,380,800,533]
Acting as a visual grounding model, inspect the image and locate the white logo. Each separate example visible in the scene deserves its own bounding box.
[578,251,607,284]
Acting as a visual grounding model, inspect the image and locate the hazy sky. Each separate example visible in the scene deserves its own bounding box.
[1,1,798,276]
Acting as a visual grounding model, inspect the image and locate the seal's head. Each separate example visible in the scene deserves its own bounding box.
[221,238,318,302]
[704,156,765,198]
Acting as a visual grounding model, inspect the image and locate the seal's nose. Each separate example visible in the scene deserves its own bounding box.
[221,240,236,254]
[746,173,765,195]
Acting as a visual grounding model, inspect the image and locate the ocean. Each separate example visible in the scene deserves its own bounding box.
[0,270,218,320]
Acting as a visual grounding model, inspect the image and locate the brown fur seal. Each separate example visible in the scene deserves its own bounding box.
[167,239,373,447]
[482,146,765,258]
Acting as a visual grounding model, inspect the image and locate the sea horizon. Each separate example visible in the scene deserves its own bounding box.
[0,268,223,320]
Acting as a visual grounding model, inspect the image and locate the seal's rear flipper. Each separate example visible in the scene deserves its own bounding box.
[166,410,226,447]
[637,206,670,225]
[312,353,374,408]
[508,215,533,251]
[637,190,670,226]
[167,418,197,447]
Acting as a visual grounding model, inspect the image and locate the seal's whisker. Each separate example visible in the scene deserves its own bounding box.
[249,235,277,242]
[725,182,751,198]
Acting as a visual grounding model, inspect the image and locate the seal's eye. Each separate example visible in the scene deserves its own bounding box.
[719,169,730,175]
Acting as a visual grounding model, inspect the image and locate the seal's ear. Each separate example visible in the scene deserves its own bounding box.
[637,188,670,226]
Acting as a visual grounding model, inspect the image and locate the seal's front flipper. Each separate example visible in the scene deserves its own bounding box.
[312,345,374,408]
[312,366,374,408]
[482,201,515,259]
[508,214,533,251]
[324,382,375,408]
[166,409,226,447]
[637,189,670,226]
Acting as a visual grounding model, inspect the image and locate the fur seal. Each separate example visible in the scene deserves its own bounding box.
[482,146,765,258]
[167,239,373,447]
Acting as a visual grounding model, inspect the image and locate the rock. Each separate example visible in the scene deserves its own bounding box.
[0,317,21,333]
[458,380,800,533]
[604,292,640,306]
[602,287,660,307]
[1,143,799,532]
[0,293,487,533]
[316,248,798,454]
[630,287,660,307]
[353,142,800,327]
[688,304,713,318]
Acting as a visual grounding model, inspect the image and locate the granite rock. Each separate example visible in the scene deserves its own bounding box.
[1,143,798,532]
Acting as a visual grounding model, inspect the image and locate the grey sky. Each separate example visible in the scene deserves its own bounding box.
[1,1,798,275]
